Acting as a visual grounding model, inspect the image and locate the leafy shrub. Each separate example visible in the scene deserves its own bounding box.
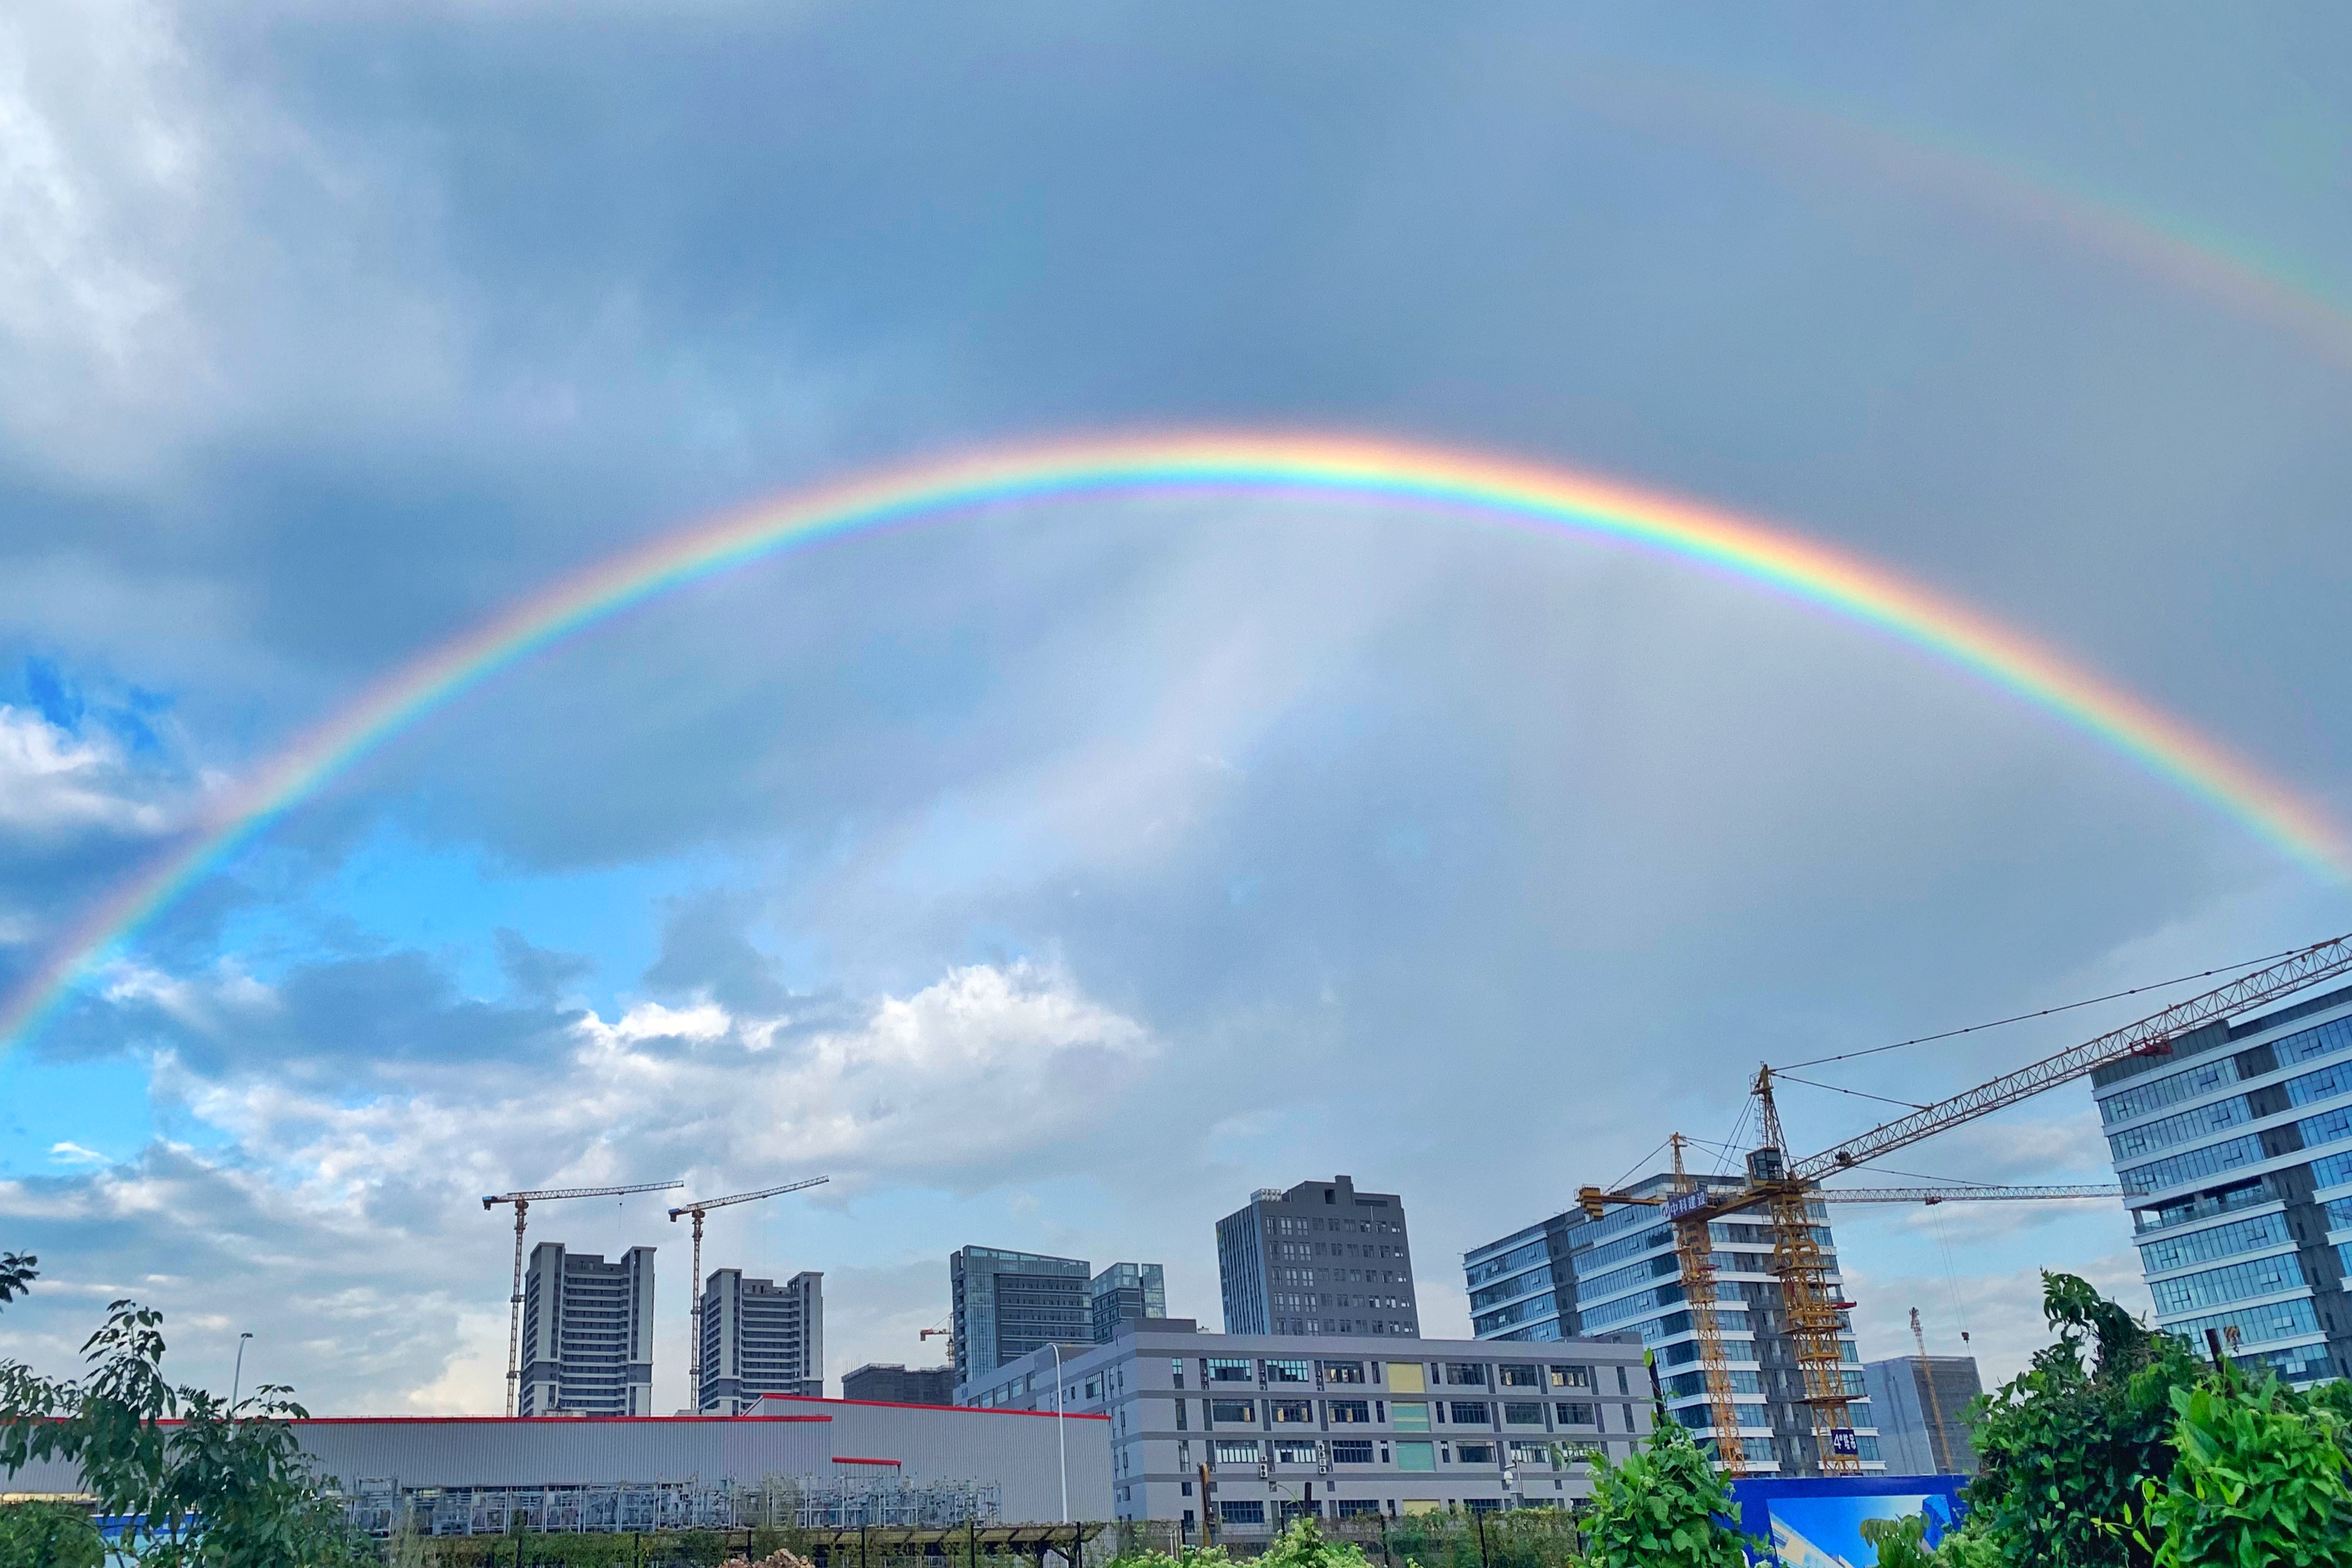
[2115,1377,2352,1567]
[1580,1415,1746,1568]
[0,1500,106,1568]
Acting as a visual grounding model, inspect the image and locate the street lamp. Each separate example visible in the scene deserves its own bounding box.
[231,1332,254,1411]
[1047,1342,1070,1524]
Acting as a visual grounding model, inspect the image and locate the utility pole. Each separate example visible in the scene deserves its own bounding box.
[668,1177,830,1410]
[483,1180,682,1416]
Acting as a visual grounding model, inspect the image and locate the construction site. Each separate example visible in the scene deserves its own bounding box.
[1562,934,2352,1480]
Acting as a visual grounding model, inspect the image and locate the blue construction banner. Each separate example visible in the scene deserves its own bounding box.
[1726,1474,1968,1567]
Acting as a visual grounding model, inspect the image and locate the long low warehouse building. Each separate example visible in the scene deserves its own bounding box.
[3,1398,1110,1527]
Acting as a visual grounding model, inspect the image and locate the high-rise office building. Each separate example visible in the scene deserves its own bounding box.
[1862,1354,1981,1475]
[697,1268,823,1412]
[1462,1213,1584,1342]
[1091,1262,1168,1343]
[1216,1175,1418,1338]
[842,1363,957,1405]
[1469,1177,1883,1476]
[950,1247,1092,1387]
[518,1242,657,1416]
[2099,982,2352,1385]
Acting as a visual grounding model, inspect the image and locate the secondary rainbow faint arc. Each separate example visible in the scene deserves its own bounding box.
[4,432,2344,1049]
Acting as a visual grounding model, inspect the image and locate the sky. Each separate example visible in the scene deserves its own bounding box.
[2,1,2351,1416]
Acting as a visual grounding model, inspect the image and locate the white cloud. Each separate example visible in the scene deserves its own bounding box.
[47,1141,109,1165]
[0,705,174,838]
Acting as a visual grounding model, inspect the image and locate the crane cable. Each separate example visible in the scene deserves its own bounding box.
[1774,943,2311,1073]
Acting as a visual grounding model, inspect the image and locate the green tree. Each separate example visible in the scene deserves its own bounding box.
[1960,1271,2204,1568]
[1579,1415,1746,1568]
[0,1297,369,1567]
[1258,1519,1372,1568]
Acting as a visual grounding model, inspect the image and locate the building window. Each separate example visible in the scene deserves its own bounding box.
[1270,1400,1314,1424]
[1220,1502,1265,1525]
[1320,1360,1366,1384]
[1336,1499,1382,1517]
[1208,1359,1254,1383]
[1391,1402,1430,1431]
[1265,1359,1312,1384]
[1508,1441,1550,1466]
[1555,1402,1596,1426]
[1213,1440,1264,1466]
[1328,1399,1371,1423]
[1171,1358,1186,1389]
[1275,1440,1320,1464]
[1444,1364,1489,1386]
[1332,1440,1374,1464]
[1465,1498,1502,1516]
[1457,1442,1496,1464]
[1211,1399,1257,1424]
[1503,1402,1544,1426]
[1394,1441,1436,1472]
[1548,1366,1591,1390]
[1176,1399,1188,1430]
[1498,1364,1541,1388]
[1448,1402,1491,1424]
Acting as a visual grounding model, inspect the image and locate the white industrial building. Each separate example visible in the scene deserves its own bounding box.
[4,1401,1111,1527]
[961,1321,1651,1533]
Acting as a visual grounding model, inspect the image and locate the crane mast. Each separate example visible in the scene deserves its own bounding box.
[482,1180,683,1417]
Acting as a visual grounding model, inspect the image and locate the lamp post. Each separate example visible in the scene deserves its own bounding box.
[1048,1343,1070,1524]
[231,1332,254,1410]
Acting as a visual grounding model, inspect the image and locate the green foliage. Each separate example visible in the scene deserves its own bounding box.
[1858,1513,1934,1568]
[0,1297,369,1568]
[1959,1270,2204,1567]
[1256,1520,1371,1568]
[2112,1376,2352,1567]
[1580,1416,1745,1568]
[0,1500,106,1568]
[0,1255,34,1310]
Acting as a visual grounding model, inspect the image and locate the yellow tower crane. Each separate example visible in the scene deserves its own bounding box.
[1579,931,2352,1476]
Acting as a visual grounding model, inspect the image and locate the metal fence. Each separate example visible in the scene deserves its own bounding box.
[338,1475,1003,1538]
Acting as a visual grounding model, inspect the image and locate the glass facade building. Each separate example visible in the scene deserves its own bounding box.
[950,1245,1093,1387]
[1091,1262,1168,1342]
[2099,983,2352,1385]
[1466,1176,1881,1475]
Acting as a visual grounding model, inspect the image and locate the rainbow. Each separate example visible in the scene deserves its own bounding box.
[4,432,2344,1049]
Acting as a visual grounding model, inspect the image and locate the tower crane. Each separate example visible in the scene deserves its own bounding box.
[483,1180,684,1417]
[668,1176,831,1405]
[1577,930,2352,1478]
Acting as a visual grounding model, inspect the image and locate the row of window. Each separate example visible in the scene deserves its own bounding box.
[2162,1294,2321,1348]
[2148,1252,2306,1317]
[2137,1210,2291,1276]
[1208,1438,1598,1477]
[1196,1398,1598,1429]
[2102,1015,2352,1129]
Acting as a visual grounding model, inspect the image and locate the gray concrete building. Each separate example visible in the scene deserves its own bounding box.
[1476,1174,1883,1476]
[950,1246,1092,1386]
[1216,1176,1418,1338]
[698,1268,823,1411]
[1092,1263,1167,1343]
[843,1363,958,1405]
[958,1321,1650,1532]
[1862,1355,1980,1475]
[519,1242,657,1416]
[2097,983,2352,1386]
